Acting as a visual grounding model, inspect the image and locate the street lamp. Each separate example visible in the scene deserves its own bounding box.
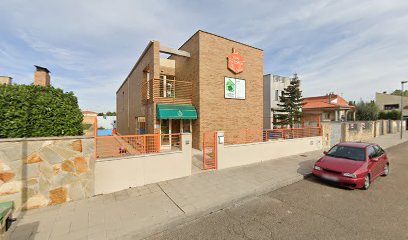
[401,81,407,139]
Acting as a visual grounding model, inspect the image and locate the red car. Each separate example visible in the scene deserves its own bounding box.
[312,142,389,190]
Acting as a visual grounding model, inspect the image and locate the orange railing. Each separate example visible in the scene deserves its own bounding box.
[95,133,181,159]
[224,127,321,145]
[141,78,192,104]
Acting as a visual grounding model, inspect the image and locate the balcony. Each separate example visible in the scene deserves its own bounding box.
[142,78,192,105]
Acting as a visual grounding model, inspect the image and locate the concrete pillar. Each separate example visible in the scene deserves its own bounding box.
[216,131,224,170]
[181,133,192,176]
[353,111,356,121]
[335,110,339,121]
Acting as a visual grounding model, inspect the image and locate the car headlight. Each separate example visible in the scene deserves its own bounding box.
[343,173,357,178]
[314,165,321,171]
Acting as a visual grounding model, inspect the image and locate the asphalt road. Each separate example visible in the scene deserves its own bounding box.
[147,141,408,240]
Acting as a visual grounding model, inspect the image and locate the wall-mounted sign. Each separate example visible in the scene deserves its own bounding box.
[227,48,244,74]
[225,77,246,100]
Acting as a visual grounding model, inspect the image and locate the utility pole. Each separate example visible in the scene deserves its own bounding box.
[401,81,407,139]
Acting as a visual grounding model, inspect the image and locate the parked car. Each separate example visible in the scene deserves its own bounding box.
[312,142,389,190]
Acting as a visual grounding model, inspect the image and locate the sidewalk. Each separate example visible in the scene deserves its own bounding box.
[9,133,408,240]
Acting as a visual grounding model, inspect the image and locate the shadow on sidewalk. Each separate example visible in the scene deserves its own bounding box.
[296,158,315,176]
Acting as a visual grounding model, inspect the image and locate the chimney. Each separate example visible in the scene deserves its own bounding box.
[0,76,12,85]
[34,65,51,86]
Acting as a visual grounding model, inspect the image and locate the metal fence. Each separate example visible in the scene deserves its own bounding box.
[224,127,321,145]
[95,133,181,159]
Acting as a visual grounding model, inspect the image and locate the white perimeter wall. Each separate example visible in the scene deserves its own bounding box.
[94,134,192,194]
[217,134,323,170]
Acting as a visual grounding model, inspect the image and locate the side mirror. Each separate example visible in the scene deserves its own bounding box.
[323,151,328,155]
[371,157,379,162]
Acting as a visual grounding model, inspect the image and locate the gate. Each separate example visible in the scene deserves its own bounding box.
[203,132,217,170]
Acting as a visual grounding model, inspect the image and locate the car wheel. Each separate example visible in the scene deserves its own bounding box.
[363,174,370,190]
[382,163,390,176]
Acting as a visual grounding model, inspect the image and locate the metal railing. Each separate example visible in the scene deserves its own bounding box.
[95,133,181,159]
[224,127,322,145]
[141,78,192,104]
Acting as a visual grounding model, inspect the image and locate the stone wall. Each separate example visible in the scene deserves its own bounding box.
[0,137,94,211]
[342,121,375,142]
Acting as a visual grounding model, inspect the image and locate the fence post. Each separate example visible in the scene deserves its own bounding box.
[157,134,161,152]
[143,136,147,153]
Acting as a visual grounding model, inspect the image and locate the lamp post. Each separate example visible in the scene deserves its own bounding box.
[401,81,407,139]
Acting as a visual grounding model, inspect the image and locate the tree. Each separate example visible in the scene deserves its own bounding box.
[274,73,303,128]
[355,100,379,121]
[391,89,408,97]
[0,84,83,138]
[98,112,116,116]
[378,110,401,120]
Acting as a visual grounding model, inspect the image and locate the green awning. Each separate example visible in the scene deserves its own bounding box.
[0,201,14,222]
[157,104,197,120]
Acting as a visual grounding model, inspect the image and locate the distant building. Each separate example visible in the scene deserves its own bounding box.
[34,65,51,86]
[82,111,98,117]
[82,111,98,125]
[263,74,293,129]
[303,93,355,122]
[97,116,117,130]
[375,92,408,127]
[0,76,12,85]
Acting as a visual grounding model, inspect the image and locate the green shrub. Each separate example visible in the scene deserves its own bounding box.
[0,84,83,138]
[378,110,401,120]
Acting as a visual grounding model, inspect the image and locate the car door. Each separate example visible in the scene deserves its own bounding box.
[374,145,387,173]
[367,146,381,178]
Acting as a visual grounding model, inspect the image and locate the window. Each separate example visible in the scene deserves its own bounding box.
[367,146,377,158]
[275,90,279,101]
[327,146,366,161]
[384,104,399,110]
[182,120,191,133]
[160,75,175,98]
[373,145,384,157]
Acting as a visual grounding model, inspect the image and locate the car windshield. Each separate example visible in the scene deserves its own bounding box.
[327,146,366,161]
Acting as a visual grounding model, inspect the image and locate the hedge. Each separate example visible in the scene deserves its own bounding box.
[378,110,401,120]
[0,84,83,138]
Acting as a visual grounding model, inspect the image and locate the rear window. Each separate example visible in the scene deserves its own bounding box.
[327,146,366,161]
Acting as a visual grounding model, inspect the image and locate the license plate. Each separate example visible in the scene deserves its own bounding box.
[321,174,339,182]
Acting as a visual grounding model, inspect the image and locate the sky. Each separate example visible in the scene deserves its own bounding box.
[1,0,407,112]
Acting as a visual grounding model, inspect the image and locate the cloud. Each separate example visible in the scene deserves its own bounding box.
[0,0,407,112]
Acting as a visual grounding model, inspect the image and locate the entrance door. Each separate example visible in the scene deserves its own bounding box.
[160,119,171,150]
[160,119,182,150]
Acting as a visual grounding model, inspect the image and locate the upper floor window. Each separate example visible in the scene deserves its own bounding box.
[384,104,399,110]
[160,75,175,98]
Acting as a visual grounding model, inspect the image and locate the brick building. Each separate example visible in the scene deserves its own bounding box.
[116,30,264,149]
